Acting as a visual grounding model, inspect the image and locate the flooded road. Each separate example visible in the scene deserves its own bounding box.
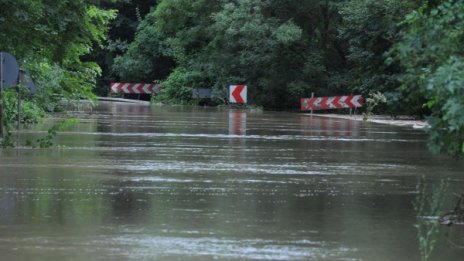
[1,102,463,260]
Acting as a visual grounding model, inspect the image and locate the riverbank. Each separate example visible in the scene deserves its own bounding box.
[307,113,429,129]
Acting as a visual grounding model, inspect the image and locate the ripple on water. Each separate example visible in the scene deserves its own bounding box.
[26,130,423,143]
[105,235,355,260]
[0,235,357,260]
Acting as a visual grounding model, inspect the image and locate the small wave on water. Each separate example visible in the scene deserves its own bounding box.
[21,130,423,143]
[0,234,357,260]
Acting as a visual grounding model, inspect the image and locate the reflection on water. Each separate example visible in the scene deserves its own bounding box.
[0,102,463,260]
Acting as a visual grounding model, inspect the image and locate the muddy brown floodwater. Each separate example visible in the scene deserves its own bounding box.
[0,101,463,260]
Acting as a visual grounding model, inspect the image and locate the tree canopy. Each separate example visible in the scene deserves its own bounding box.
[393,0,464,157]
[1,0,464,157]
[108,0,464,157]
[112,0,351,109]
[0,0,116,105]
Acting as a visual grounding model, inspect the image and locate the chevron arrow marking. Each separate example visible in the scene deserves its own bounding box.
[229,85,247,104]
[332,96,342,109]
[300,98,309,111]
[300,95,364,111]
[110,83,162,94]
[326,97,337,109]
[313,97,323,109]
[338,96,348,108]
[351,95,363,107]
[345,95,355,108]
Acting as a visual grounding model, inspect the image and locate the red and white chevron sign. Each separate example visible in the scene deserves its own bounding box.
[229,85,247,104]
[110,82,162,94]
[300,95,363,111]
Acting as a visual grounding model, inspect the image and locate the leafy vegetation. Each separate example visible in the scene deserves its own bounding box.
[0,0,116,101]
[362,91,387,121]
[112,0,347,109]
[340,0,420,115]
[1,0,464,157]
[414,177,450,261]
[0,0,115,147]
[393,0,464,158]
[89,0,159,95]
[31,118,79,148]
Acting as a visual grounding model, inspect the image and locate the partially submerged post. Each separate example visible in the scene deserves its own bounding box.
[439,193,464,226]
[310,92,314,116]
[349,93,353,116]
[16,69,25,147]
[0,52,37,144]
[0,52,20,139]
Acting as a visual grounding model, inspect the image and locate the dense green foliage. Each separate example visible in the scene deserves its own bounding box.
[1,0,464,157]
[393,0,464,157]
[0,0,115,146]
[108,0,464,157]
[89,0,159,95]
[113,0,349,109]
[0,0,116,102]
[414,178,450,261]
[112,9,175,83]
[340,0,420,115]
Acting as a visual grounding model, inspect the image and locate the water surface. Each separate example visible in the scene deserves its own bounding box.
[1,102,463,260]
